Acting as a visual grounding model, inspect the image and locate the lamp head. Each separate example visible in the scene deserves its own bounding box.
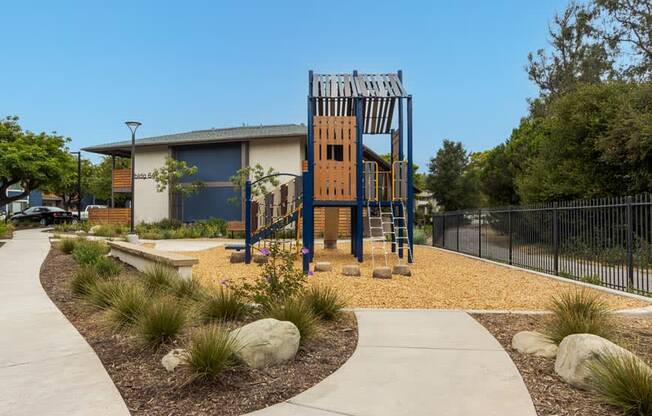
[125,121,142,135]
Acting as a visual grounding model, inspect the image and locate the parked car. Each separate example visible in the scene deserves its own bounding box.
[10,206,77,226]
[80,204,108,221]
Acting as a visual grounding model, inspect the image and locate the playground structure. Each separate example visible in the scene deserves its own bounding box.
[245,70,414,273]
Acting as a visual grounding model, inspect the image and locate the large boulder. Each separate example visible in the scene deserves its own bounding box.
[161,348,188,372]
[231,318,300,369]
[554,333,636,389]
[512,331,558,358]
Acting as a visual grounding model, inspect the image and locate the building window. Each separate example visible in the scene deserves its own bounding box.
[326,144,344,162]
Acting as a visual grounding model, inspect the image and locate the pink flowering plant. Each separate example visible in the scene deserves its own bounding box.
[235,240,306,307]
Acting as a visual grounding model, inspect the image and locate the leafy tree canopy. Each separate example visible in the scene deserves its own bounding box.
[426,140,480,211]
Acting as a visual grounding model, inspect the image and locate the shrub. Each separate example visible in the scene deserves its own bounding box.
[412,228,427,245]
[72,240,107,265]
[94,256,122,278]
[137,297,185,346]
[235,241,306,306]
[0,221,13,238]
[186,325,240,379]
[199,288,249,323]
[265,297,316,343]
[87,279,122,309]
[169,278,203,300]
[108,282,149,329]
[142,264,176,291]
[542,290,614,344]
[587,352,652,416]
[70,265,99,296]
[302,285,345,321]
[57,238,77,254]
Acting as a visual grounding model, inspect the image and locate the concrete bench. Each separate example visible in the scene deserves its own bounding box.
[108,241,198,280]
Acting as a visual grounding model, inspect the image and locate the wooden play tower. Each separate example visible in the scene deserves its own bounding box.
[245,70,414,273]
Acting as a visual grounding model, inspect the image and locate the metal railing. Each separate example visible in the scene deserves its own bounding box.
[432,194,652,297]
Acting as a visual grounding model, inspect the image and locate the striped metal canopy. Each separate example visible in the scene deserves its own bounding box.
[310,73,407,134]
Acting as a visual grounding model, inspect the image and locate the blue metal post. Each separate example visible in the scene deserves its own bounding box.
[406,95,414,263]
[397,70,404,259]
[350,206,356,256]
[303,73,315,273]
[355,95,364,263]
[244,180,252,263]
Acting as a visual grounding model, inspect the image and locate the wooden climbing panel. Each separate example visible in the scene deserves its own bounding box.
[313,116,357,201]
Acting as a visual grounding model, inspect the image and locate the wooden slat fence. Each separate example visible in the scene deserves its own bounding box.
[88,208,131,225]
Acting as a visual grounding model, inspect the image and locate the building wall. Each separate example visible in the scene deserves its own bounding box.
[248,138,303,183]
[134,146,170,224]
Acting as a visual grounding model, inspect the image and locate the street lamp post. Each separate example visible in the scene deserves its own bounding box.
[125,121,141,237]
[71,151,82,220]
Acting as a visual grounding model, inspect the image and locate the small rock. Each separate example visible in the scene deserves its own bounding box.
[372,267,392,279]
[74,230,86,235]
[555,333,641,389]
[512,331,558,358]
[231,318,300,369]
[342,265,361,276]
[314,262,332,272]
[89,225,101,235]
[253,254,268,264]
[161,348,188,372]
[392,264,411,276]
[230,251,245,263]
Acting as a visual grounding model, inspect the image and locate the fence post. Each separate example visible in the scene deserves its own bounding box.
[431,213,435,247]
[508,207,513,265]
[456,213,460,252]
[626,196,634,287]
[553,202,559,275]
[442,214,446,248]
[478,209,482,258]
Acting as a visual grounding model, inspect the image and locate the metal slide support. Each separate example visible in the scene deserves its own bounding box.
[397,70,404,258]
[245,181,252,264]
[355,95,364,263]
[303,86,315,273]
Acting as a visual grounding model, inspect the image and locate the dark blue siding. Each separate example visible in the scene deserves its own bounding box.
[175,143,241,182]
[181,187,241,222]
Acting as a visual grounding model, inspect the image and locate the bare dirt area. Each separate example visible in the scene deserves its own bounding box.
[39,248,358,416]
[180,243,648,311]
[473,313,652,416]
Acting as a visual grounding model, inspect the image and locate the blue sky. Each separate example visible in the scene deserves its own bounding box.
[2,0,568,170]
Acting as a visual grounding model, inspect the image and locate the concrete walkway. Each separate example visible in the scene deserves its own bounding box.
[0,228,129,416]
[248,309,536,416]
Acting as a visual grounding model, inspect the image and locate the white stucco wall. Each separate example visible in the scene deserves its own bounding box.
[248,138,303,184]
[133,146,169,224]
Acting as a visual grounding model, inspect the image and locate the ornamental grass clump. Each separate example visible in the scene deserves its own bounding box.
[87,279,123,309]
[169,277,203,300]
[587,352,652,416]
[108,282,149,329]
[70,265,99,297]
[137,297,185,346]
[302,285,345,321]
[265,297,317,343]
[199,288,249,323]
[72,240,107,265]
[542,289,614,345]
[57,238,77,254]
[94,256,122,278]
[142,263,176,291]
[186,325,240,379]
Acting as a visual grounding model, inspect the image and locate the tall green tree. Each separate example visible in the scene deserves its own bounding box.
[43,155,96,210]
[85,156,130,202]
[0,116,71,207]
[426,140,479,211]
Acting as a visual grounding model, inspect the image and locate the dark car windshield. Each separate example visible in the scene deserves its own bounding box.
[23,207,40,214]
[47,207,65,212]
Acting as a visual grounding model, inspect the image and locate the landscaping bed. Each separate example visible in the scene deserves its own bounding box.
[182,243,648,311]
[473,313,652,416]
[40,245,357,416]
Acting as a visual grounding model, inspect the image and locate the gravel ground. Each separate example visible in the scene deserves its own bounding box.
[473,313,652,416]
[181,243,648,311]
[40,248,358,416]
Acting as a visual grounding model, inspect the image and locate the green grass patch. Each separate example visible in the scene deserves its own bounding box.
[94,256,123,278]
[199,288,249,323]
[72,240,108,265]
[57,238,77,254]
[265,297,317,343]
[87,279,123,309]
[108,282,149,329]
[70,265,99,297]
[302,285,345,321]
[186,325,240,379]
[137,297,185,346]
[142,264,176,291]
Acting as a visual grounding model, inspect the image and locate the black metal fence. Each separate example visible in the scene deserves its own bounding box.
[432,194,652,297]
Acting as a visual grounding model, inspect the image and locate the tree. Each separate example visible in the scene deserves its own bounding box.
[228,164,280,205]
[379,153,426,189]
[426,140,479,211]
[151,156,204,218]
[0,116,72,208]
[526,1,612,101]
[43,155,96,210]
[85,156,130,203]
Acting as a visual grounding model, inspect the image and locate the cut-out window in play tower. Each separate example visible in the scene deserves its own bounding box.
[326,144,344,161]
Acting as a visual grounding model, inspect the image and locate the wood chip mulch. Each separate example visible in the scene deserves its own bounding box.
[472,313,652,416]
[39,248,358,416]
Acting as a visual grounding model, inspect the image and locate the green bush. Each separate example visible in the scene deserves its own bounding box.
[0,221,14,238]
[235,241,306,306]
[302,285,345,321]
[135,217,227,239]
[186,325,240,379]
[137,297,185,346]
[72,240,107,265]
[588,352,652,416]
[199,288,249,323]
[92,224,127,238]
[412,228,427,245]
[142,264,176,291]
[70,265,99,297]
[94,256,123,278]
[108,282,149,329]
[265,297,316,343]
[169,278,203,300]
[542,290,614,345]
[57,238,77,254]
[87,279,122,309]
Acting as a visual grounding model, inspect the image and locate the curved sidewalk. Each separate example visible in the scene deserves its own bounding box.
[0,229,129,416]
[248,309,536,416]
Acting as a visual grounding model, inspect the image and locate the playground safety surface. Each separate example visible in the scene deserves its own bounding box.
[179,243,648,311]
